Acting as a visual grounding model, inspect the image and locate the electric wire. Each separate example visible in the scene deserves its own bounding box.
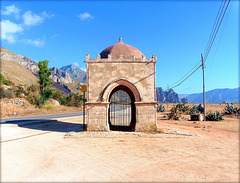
[204,0,226,60]
[169,60,201,88]
[206,1,232,81]
[204,0,231,61]
[169,0,231,90]
[171,65,202,89]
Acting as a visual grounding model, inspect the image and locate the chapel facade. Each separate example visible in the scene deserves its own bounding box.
[85,38,157,132]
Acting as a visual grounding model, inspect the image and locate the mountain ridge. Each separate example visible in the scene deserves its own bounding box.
[156,87,188,103]
[180,87,239,103]
[60,64,86,83]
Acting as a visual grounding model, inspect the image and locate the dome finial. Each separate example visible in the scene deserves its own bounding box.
[119,37,122,42]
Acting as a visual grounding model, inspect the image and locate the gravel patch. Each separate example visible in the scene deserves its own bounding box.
[65,129,197,138]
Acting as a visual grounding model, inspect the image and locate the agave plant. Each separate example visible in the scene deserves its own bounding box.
[189,104,204,114]
[224,103,234,115]
[157,103,165,112]
[189,105,199,114]
[175,103,190,113]
[168,105,182,120]
[206,111,223,121]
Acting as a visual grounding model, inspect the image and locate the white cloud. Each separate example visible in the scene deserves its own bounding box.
[22,11,55,26]
[1,5,54,46]
[73,62,79,67]
[22,11,44,26]
[2,4,20,18]
[1,19,23,43]
[81,67,86,72]
[78,12,94,21]
[20,39,45,47]
[42,11,55,19]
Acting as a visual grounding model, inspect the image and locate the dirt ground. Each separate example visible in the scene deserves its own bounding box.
[1,113,239,182]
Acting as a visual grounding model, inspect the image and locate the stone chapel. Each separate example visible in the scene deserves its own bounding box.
[85,38,157,132]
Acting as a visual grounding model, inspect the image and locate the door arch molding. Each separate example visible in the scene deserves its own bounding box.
[99,78,142,102]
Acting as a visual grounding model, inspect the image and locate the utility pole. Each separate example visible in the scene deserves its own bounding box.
[83,91,86,130]
[201,54,206,121]
[81,85,87,130]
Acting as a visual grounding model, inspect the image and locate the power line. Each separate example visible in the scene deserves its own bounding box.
[204,0,231,61]
[206,0,232,81]
[169,0,231,90]
[169,60,201,88]
[204,0,225,60]
[171,64,202,89]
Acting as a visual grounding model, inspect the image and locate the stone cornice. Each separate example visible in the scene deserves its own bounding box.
[85,54,157,63]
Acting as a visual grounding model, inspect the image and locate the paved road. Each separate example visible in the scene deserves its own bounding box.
[0,112,84,126]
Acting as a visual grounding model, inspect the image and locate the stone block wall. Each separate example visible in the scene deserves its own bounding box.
[135,103,157,132]
[87,62,156,102]
[86,103,109,131]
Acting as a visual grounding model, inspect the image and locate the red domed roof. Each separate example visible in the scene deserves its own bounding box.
[100,38,143,59]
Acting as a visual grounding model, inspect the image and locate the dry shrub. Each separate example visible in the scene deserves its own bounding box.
[1,98,82,118]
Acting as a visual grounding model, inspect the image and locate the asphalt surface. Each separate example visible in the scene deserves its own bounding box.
[0,112,84,126]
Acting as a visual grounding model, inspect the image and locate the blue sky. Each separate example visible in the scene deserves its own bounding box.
[1,0,239,94]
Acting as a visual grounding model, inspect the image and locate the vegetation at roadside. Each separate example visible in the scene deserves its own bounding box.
[166,103,238,121]
[206,111,223,121]
[52,90,84,107]
[224,103,240,117]
[167,103,190,120]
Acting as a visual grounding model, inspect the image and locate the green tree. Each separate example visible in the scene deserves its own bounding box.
[38,60,54,104]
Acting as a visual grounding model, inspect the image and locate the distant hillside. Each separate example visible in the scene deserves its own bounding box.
[181,88,239,103]
[60,64,86,83]
[0,47,73,94]
[1,47,38,74]
[1,59,39,86]
[156,87,188,103]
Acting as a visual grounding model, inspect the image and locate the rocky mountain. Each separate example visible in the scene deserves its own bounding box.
[156,87,188,103]
[1,47,38,74]
[49,67,73,83]
[1,58,39,86]
[1,47,74,85]
[60,64,86,83]
[181,88,239,103]
[0,47,73,95]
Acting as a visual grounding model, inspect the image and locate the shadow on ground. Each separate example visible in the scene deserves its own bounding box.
[3,120,84,133]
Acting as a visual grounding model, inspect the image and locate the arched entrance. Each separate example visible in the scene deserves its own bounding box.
[108,85,136,131]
